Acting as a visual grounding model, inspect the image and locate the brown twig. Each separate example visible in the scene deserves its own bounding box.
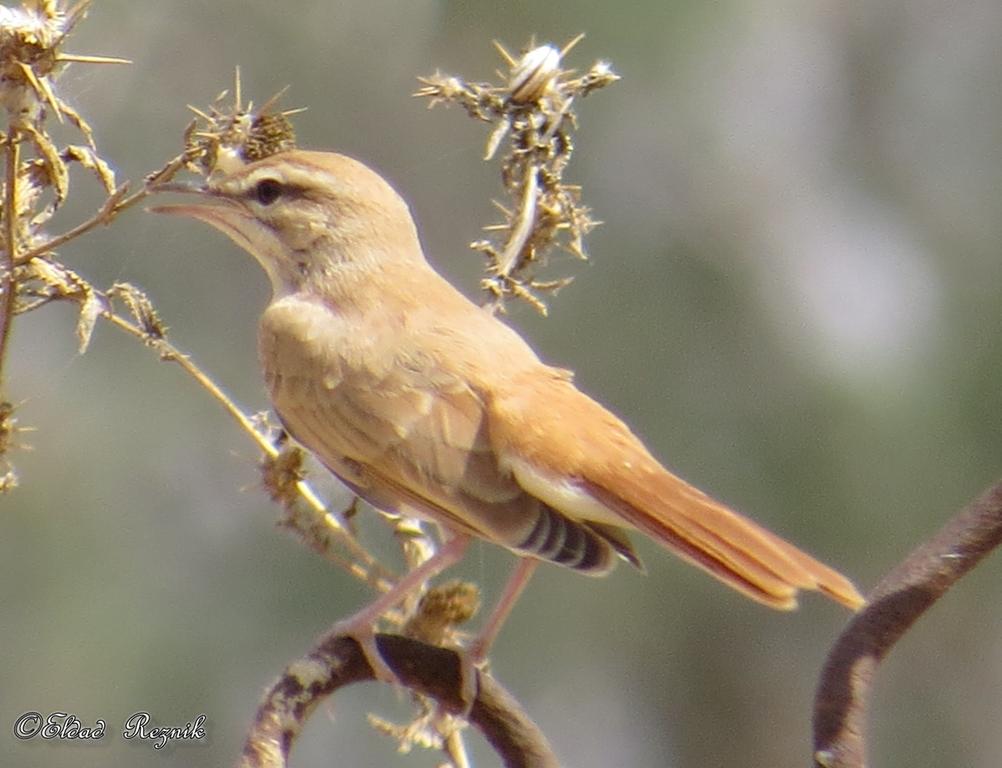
[0,130,19,387]
[239,633,560,768]
[94,301,394,594]
[812,479,1002,768]
[14,153,187,267]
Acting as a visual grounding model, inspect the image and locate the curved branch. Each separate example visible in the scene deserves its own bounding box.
[239,633,559,768]
[813,479,1002,767]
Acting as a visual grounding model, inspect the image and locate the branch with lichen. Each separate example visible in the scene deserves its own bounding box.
[416,35,618,315]
[240,633,558,768]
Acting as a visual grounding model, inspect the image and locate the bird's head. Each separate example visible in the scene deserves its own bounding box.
[151,150,424,297]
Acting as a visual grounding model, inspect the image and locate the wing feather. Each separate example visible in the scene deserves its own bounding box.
[258,295,627,573]
[490,368,864,610]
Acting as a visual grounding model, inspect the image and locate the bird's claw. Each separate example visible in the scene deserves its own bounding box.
[330,620,400,686]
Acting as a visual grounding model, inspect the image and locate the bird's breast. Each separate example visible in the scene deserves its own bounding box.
[259,296,369,457]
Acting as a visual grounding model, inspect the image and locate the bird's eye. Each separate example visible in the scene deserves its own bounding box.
[253,178,284,206]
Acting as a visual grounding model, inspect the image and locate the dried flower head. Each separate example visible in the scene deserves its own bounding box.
[185,68,301,176]
[0,1,125,224]
[402,579,481,647]
[509,43,562,104]
[416,35,619,314]
[260,441,307,509]
[0,398,33,493]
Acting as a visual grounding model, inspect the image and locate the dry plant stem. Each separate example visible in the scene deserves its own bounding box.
[15,183,130,265]
[444,729,473,768]
[239,633,560,768]
[14,154,187,267]
[496,166,538,280]
[0,131,20,387]
[97,307,393,594]
[812,479,1002,768]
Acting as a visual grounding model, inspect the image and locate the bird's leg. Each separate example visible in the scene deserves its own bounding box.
[469,556,540,664]
[437,558,539,717]
[330,533,470,684]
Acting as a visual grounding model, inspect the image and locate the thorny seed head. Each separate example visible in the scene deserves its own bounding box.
[0,3,131,492]
[185,69,300,176]
[402,579,481,647]
[0,0,124,258]
[0,399,33,493]
[509,44,561,104]
[260,442,306,509]
[416,36,618,314]
[1,1,128,131]
[0,4,63,118]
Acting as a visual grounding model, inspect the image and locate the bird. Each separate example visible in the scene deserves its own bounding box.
[152,149,864,672]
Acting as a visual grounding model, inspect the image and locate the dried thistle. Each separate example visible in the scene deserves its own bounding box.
[0,398,33,492]
[368,700,470,766]
[106,282,168,344]
[403,579,481,647]
[0,0,124,211]
[0,10,382,601]
[259,439,307,509]
[0,0,130,481]
[416,35,619,314]
[0,0,126,212]
[185,68,301,176]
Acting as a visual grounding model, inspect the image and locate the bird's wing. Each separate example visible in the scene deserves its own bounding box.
[259,296,632,573]
[489,368,865,610]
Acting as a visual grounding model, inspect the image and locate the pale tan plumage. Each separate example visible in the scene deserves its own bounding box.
[154,150,864,622]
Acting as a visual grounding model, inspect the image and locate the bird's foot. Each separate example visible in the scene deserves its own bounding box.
[330,618,400,686]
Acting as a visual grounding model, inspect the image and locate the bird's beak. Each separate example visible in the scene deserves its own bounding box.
[148,179,258,253]
[147,179,216,219]
[148,179,209,195]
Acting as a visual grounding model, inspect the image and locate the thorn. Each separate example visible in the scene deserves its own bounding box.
[492,40,516,67]
[55,54,131,65]
[258,84,291,115]
[560,33,586,58]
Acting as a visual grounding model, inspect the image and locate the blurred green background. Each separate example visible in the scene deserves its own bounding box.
[4,1,1002,766]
